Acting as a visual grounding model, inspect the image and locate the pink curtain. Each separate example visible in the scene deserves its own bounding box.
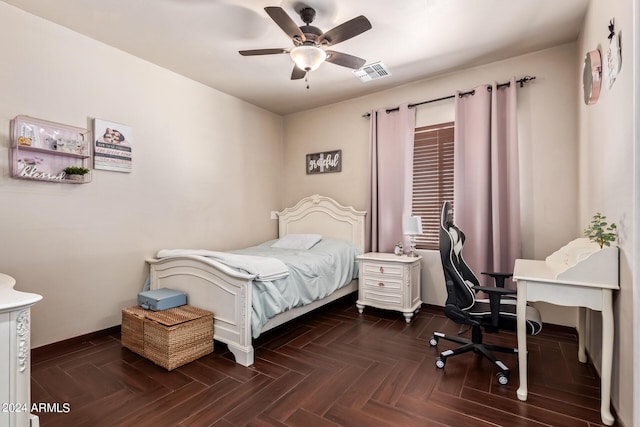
[453,78,521,287]
[366,104,416,253]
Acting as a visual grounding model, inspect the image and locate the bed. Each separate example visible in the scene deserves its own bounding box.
[146,194,366,366]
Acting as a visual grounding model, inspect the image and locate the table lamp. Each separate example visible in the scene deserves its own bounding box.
[403,215,423,257]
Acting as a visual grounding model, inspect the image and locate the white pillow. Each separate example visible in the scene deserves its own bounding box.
[272,234,322,250]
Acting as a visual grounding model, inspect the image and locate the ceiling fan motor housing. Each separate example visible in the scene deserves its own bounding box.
[294,8,322,46]
[297,26,322,45]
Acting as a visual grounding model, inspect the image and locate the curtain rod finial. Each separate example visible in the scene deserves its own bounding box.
[520,75,536,87]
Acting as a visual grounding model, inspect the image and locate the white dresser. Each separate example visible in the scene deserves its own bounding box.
[0,273,42,427]
[356,252,422,322]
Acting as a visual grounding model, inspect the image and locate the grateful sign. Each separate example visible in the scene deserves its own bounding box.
[306,150,342,174]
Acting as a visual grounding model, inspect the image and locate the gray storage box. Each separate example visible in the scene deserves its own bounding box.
[138,288,186,311]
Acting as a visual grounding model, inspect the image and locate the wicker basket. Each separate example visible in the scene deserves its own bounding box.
[121,306,147,356]
[121,305,214,370]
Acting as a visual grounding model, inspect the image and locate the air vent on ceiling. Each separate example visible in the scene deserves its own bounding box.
[353,61,391,82]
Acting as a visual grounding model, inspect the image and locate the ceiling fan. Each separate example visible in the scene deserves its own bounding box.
[239,6,372,81]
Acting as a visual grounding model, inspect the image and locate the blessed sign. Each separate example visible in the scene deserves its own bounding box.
[306,150,342,175]
[19,165,66,181]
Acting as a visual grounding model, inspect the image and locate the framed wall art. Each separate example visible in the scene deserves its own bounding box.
[306,149,341,175]
[93,118,132,172]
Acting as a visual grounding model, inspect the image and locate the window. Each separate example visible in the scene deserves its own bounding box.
[412,122,454,249]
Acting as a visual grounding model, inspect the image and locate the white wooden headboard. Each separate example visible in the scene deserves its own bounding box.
[277,194,367,253]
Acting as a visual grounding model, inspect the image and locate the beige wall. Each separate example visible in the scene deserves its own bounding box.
[578,0,634,425]
[283,43,580,323]
[0,3,284,347]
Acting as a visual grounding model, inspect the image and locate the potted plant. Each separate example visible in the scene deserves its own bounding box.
[63,166,90,181]
[583,212,617,248]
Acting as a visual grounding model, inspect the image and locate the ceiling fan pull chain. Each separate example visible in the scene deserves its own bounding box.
[305,72,310,90]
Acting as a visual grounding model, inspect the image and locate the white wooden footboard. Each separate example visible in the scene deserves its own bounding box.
[147,255,257,366]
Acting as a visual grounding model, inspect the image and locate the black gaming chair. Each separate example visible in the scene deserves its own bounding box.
[430,201,542,384]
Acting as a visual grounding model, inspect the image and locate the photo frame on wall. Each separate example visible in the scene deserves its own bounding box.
[306,149,342,175]
[93,118,132,172]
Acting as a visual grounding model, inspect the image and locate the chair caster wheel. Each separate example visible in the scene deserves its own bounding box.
[496,372,509,385]
[429,337,438,346]
[435,358,446,369]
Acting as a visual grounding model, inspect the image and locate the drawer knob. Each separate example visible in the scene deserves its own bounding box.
[378,282,385,287]
[379,266,384,274]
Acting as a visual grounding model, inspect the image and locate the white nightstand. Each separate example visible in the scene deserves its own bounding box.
[356,252,422,323]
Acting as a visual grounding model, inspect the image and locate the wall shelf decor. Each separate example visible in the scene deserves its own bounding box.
[10,115,92,184]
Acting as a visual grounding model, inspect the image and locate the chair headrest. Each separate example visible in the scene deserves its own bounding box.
[440,201,454,229]
[440,201,464,257]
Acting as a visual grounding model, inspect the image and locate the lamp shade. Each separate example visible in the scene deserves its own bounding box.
[403,216,423,236]
[290,45,327,71]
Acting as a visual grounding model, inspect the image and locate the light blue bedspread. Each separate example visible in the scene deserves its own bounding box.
[230,238,360,338]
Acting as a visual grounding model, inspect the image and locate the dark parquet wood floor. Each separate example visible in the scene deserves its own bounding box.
[31,295,615,427]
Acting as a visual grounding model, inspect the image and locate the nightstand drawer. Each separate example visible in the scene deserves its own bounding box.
[360,289,402,307]
[361,261,404,278]
[361,276,403,294]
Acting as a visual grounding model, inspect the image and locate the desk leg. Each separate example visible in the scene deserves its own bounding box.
[600,289,614,426]
[578,307,587,363]
[516,281,528,401]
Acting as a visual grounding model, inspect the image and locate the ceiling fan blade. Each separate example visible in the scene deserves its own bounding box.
[239,48,288,56]
[291,65,306,80]
[265,7,306,42]
[325,51,366,69]
[318,15,372,45]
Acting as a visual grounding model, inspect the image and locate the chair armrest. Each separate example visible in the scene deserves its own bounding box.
[481,271,513,288]
[472,286,517,328]
[472,286,516,295]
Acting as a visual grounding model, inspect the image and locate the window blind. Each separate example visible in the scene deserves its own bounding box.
[412,122,455,250]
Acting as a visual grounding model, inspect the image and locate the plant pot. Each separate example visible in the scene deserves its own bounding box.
[67,174,85,181]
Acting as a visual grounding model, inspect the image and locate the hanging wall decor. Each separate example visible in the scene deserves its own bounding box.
[306,149,342,174]
[606,18,622,90]
[582,48,602,105]
[93,118,133,172]
[9,115,92,184]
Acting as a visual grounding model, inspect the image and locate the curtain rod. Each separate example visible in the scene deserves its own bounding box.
[362,75,536,118]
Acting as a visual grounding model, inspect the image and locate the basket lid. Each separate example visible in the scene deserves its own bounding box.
[145,305,212,327]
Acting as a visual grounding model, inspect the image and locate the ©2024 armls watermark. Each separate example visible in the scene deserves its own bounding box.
[3,402,71,413]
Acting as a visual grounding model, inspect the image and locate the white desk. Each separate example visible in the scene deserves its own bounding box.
[513,252,618,427]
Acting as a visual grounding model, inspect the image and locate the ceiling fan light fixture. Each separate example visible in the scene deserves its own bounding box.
[290,45,326,72]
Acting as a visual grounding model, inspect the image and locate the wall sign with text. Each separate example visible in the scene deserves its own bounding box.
[306,150,342,175]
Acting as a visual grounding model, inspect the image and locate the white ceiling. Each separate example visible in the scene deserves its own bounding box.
[3,0,589,115]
